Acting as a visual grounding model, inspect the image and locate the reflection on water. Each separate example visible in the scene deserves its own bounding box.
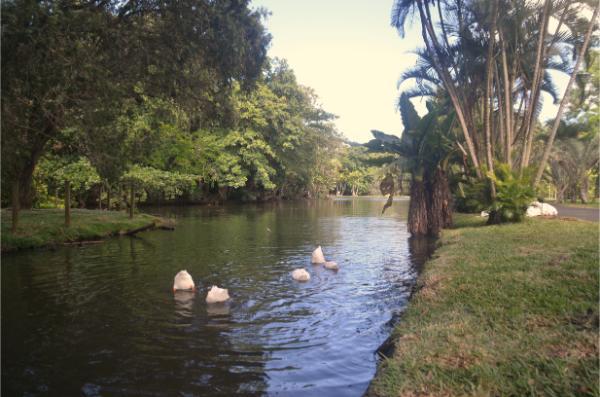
[206,302,232,317]
[174,291,196,318]
[2,197,432,396]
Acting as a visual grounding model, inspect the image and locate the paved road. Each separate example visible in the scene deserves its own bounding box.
[554,204,600,222]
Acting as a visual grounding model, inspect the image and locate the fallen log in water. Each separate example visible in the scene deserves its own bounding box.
[124,222,157,235]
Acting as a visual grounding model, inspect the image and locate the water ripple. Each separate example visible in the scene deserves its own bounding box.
[2,198,431,397]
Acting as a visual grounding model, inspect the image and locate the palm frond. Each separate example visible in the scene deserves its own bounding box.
[391,0,418,37]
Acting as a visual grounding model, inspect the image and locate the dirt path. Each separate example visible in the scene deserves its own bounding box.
[554,204,599,222]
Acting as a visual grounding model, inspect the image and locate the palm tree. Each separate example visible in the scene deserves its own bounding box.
[367,94,455,236]
[548,136,599,203]
[390,0,599,189]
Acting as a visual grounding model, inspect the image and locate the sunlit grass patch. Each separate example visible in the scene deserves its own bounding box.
[369,214,599,397]
[1,209,166,252]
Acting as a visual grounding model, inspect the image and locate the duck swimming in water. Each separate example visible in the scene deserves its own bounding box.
[324,261,339,271]
[291,268,310,281]
[311,246,326,264]
[206,286,230,303]
[173,270,195,292]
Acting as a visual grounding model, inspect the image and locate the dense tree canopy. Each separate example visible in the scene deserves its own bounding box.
[1,0,270,209]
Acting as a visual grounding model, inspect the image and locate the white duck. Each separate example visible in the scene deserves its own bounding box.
[324,261,339,271]
[311,246,326,264]
[291,268,310,282]
[206,286,230,303]
[173,270,195,292]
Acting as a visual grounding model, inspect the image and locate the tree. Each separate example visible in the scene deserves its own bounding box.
[1,0,270,225]
[120,165,197,217]
[37,157,101,225]
[549,136,599,203]
[390,0,599,189]
[367,95,455,236]
[544,49,600,203]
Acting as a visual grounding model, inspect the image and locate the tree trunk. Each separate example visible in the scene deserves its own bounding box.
[129,182,134,219]
[106,186,111,211]
[556,185,566,203]
[416,0,481,177]
[534,3,599,186]
[499,30,513,168]
[483,0,498,176]
[427,171,443,238]
[99,184,103,210]
[117,184,122,211]
[18,161,37,209]
[580,176,589,204]
[65,180,71,228]
[426,168,453,237]
[439,169,453,229]
[11,179,20,233]
[408,178,428,236]
[520,0,552,171]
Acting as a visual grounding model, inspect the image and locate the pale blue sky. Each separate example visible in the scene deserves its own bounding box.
[251,0,564,143]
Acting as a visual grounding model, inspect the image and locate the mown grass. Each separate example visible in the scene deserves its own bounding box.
[1,209,166,252]
[369,214,599,397]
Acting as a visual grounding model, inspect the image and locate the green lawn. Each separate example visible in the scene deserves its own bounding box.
[1,209,167,252]
[369,214,598,397]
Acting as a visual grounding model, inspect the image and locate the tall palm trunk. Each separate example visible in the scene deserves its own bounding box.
[483,0,498,198]
[499,31,513,168]
[520,0,552,171]
[438,169,453,229]
[427,168,452,237]
[534,3,600,186]
[416,0,482,177]
[408,177,428,236]
[579,176,589,204]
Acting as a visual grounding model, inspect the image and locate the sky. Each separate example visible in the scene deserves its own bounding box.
[251,0,566,143]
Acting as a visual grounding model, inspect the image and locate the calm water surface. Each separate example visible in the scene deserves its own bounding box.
[2,198,431,396]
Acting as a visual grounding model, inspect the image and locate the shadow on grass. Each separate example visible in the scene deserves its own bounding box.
[449,213,488,229]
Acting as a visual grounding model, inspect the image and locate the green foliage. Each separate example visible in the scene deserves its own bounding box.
[488,164,536,223]
[367,96,456,177]
[455,164,536,222]
[34,156,101,205]
[54,159,101,191]
[121,165,197,200]
[1,0,270,206]
[332,146,397,196]
[454,178,490,213]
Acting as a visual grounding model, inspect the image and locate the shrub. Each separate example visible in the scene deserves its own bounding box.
[487,163,536,223]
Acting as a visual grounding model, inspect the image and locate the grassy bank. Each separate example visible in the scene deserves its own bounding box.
[369,215,598,396]
[1,209,169,252]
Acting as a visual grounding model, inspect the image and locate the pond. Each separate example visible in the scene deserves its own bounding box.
[2,197,432,397]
